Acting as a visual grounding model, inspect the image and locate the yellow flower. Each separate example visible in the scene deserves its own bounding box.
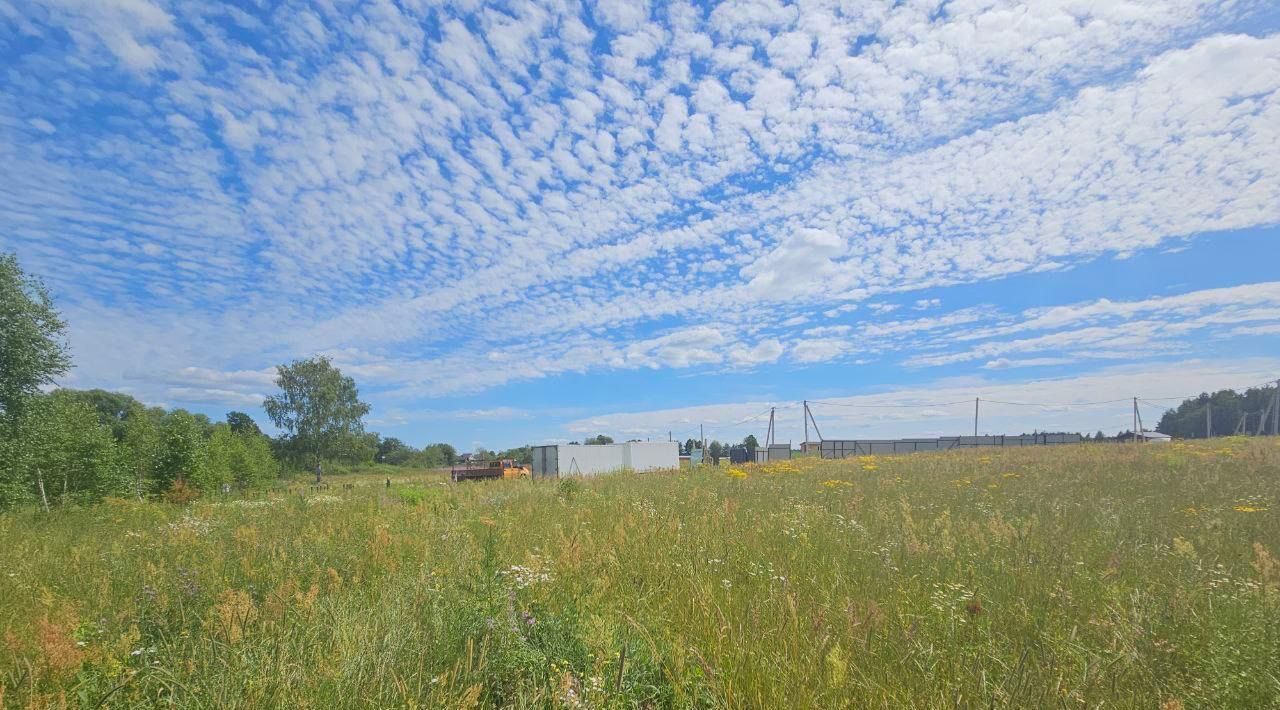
[1233,505,1267,513]
[726,467,748,479]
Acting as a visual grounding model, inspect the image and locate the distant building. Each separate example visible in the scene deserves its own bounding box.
[1115,431,1173,443]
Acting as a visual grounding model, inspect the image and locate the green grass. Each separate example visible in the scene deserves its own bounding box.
[2,440,1278,708]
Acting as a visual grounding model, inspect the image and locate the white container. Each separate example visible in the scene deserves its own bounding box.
[554,444,625,477]
[622,441,678,472]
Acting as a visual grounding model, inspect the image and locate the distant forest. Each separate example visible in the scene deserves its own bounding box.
[1156,383,1279,438]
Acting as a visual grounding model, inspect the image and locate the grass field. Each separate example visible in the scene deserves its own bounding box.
[2,440,1278,708]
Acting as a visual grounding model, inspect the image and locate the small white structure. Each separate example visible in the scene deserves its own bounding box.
[623,442,678,471]
[1139,431,1173,444]
[530,442,678,478]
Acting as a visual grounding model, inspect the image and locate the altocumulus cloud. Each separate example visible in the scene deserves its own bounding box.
[0,0,1278,430]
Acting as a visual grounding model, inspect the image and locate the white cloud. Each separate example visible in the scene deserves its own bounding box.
[2,1,1277,424]
[28,118,56,134]
[982,357,1076,370]
[791,338,847,364]
[728,338,784,367]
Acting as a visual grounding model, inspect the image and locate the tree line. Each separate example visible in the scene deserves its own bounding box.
[1155,384,1280,439]
[0,253,479,509]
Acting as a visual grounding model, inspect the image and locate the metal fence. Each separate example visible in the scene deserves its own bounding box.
[819,433,1081,458]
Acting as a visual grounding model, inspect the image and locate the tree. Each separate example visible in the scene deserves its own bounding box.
[205,424,276,490]
[742,435,760,456]
[0,254,71,425]
[709,440,723,463]
[683,438,699,455]
[226,411,262,437]
[435,443,457,465]
[54,389,144,441]
[414,444,448,468]
[583,434,614,445]
[497,445,533,464]
[154,410,209,492]
[1156,385,1278,438]
[376,436,415,465]
[263,356,370,482]
[122,406,161,498]
[0,395,127,508]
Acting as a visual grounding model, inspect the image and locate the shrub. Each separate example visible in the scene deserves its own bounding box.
[162,478,200,505]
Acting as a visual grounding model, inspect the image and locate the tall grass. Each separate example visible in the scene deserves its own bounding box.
[2,439,1278,708]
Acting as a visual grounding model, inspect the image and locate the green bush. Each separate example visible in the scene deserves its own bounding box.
[205,425,276,490]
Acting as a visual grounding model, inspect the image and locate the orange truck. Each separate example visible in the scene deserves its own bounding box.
[449,458,531,483]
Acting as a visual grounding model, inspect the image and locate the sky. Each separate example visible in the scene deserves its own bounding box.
[3,0,1280,451]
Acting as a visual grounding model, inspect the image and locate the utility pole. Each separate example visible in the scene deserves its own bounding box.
[1271,380,1280,436]
[1133,397,1139,443]
[805,403,824,450]
[1256,390,1275,437]
[974,397,980,437]
[1273,380,1280,436]
[700,424,705,455]
[1206,401,1212,439]
[803,400,810,448]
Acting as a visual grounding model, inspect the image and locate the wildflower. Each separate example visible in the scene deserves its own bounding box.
[1233,505,1268,513]
[498,558,553,589]
[725,467,748,479]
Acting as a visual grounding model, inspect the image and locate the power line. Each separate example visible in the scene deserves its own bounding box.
[808,398,972,409]
[980,397,1133,407]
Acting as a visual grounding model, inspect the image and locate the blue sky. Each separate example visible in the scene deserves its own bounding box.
[3,0,1280,450]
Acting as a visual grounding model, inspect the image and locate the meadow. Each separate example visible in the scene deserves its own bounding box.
[1,440,1278,708]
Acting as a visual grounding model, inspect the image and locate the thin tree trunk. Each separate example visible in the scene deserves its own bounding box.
[36,469,49,513]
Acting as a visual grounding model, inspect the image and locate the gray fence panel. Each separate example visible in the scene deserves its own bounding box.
[817,433,1084,458]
